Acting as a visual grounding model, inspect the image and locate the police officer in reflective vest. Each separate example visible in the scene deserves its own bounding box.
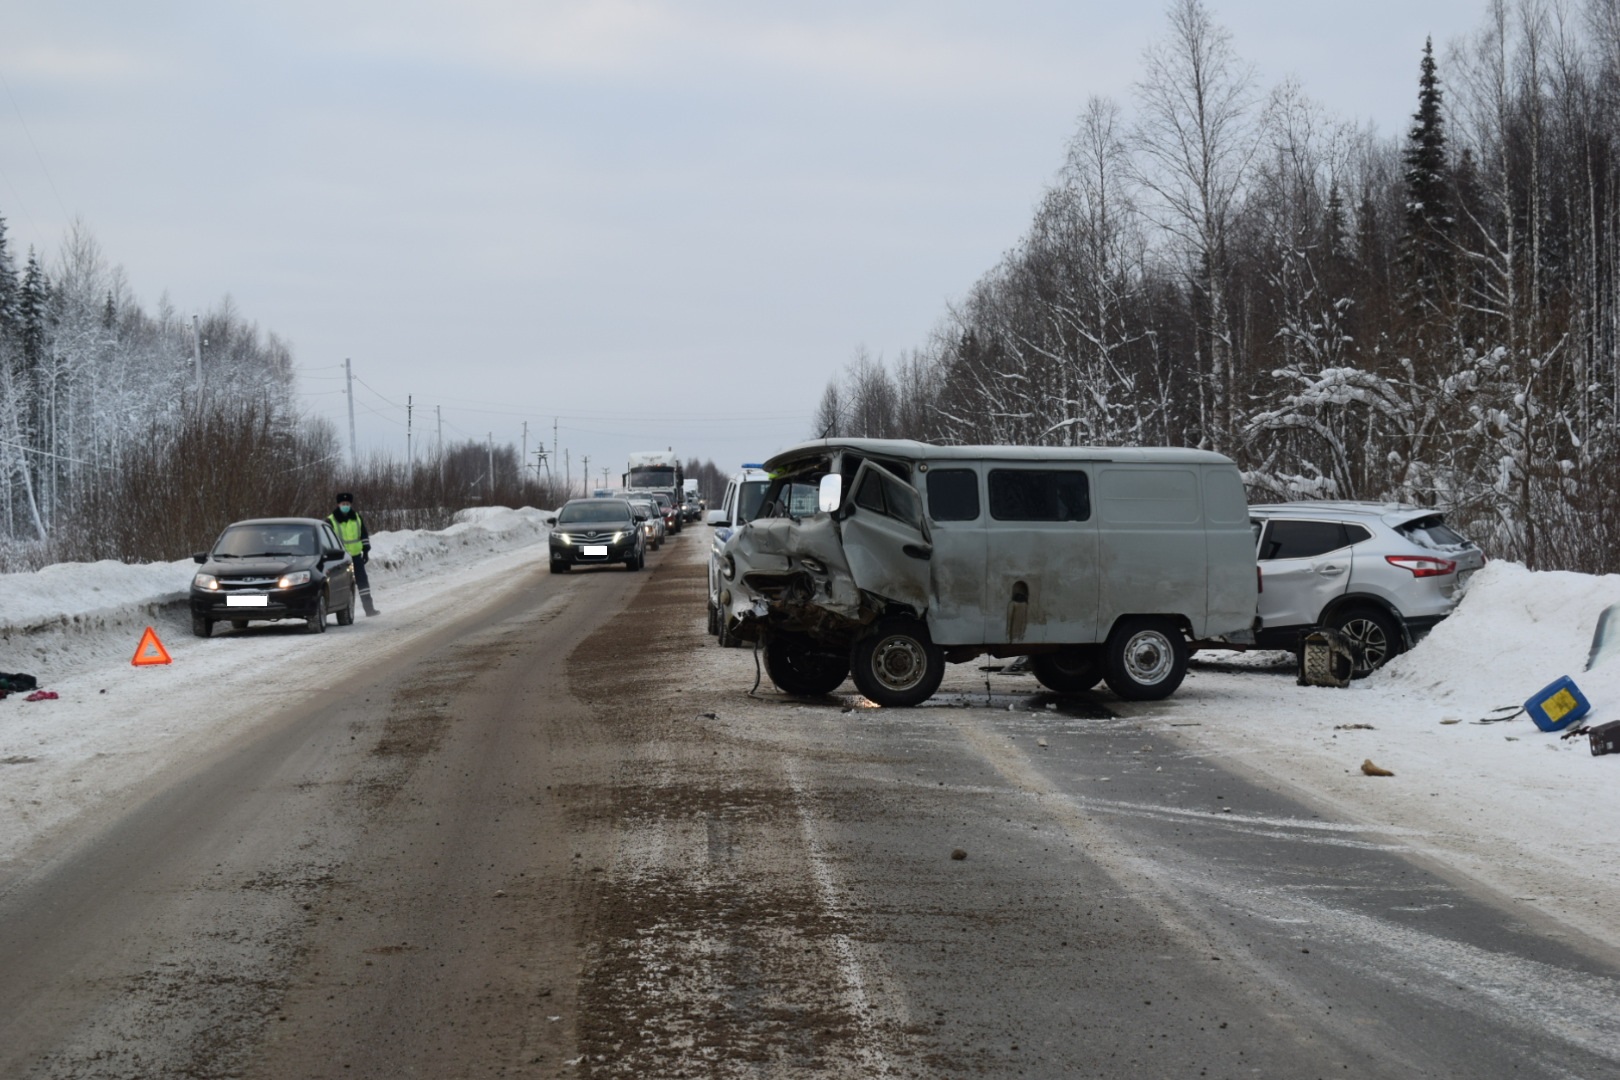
[328,492,378,616]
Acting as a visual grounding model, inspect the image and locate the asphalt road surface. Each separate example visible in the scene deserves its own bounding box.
[2,533,1618,1079]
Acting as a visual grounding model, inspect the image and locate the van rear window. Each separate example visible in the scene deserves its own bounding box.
[926,469,980,521]
[988,470,1090,522]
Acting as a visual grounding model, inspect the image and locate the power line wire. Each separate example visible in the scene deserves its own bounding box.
[0,65,70,223]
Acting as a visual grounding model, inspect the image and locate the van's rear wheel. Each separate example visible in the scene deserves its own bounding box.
[1031,648,1104,693]
[764,633,850,696]
[1103,617,1188,700]
[851,617,945,707]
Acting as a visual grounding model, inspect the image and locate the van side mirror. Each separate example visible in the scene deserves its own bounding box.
[818,474,842,514]
[705,510,725,526]
[193,552,208,564]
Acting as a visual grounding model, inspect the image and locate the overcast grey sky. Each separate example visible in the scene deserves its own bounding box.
[0,0,1488,488]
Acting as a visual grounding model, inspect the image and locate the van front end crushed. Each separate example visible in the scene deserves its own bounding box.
[716,516,878,646]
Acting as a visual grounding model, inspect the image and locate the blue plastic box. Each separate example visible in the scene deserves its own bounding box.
[1524,676,1591,733]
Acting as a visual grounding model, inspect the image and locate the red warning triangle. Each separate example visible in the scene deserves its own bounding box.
[132,626,173,666]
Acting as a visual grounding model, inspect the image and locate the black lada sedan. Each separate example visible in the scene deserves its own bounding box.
[547,498,646,572]
[190,518,357,637]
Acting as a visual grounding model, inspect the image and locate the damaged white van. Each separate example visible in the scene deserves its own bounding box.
[716,438,1258,706]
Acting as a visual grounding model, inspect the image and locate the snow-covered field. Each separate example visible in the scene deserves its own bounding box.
[3,516,1618,949]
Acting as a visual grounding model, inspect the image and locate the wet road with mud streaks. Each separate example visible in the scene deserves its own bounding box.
[2,533,1618,1079]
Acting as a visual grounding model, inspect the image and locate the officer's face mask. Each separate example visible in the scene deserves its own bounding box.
[339,503,352,513]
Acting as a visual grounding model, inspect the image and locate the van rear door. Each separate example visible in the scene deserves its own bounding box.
[840,461,932,614]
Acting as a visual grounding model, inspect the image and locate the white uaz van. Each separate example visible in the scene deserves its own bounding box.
[716,439,1258,706]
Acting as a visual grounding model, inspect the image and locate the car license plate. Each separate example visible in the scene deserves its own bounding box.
[226,594,268,607]
[582,545,609,557]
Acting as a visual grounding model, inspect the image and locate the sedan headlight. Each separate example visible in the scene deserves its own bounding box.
[194,573,219,590]
[276,570,312,589]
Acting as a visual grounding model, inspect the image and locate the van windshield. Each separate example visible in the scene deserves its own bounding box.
[760,482,822,518]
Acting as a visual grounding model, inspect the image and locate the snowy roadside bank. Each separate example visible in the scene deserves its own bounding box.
[0,507,555,867]
[1142,560,1620,945]
[0,507,555,672]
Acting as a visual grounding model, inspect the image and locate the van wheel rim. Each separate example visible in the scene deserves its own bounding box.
[871,636,926,691]
[1339,618,1388,673]
[1123,631,1173,685]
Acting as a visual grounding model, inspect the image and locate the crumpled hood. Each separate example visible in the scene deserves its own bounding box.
[722,514,867,627]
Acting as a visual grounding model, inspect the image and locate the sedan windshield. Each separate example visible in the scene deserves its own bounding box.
[558,501,632,525]
[214,525,318,557]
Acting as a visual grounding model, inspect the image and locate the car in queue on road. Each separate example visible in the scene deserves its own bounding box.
[650,491,682,535]
[705,465,771,644]
[1250,501,1487,675]
[716,439,1258,706]
[190,517,357,637]
[546,498,647,572]
[628,495,666,549]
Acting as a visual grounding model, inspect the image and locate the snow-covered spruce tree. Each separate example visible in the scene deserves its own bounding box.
[1398,37,1455,341]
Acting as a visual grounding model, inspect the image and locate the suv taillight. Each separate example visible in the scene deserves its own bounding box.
[1385,555,1456,577]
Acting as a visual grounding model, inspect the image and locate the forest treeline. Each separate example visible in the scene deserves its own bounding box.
[0,220,579,570]
[0,206,732,571]
[814,0,1620,573]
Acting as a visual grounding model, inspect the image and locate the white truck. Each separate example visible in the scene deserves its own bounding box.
[624,451,683,533]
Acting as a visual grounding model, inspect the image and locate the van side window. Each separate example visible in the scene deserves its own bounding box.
[853,468,921,527]
[926,469,980,521]
[1260,520,1348,560]
[988,470,1090,522]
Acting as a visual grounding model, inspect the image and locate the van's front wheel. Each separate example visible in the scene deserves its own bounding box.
[764,633,850,696]
[851,617,945,707]
[1103,618,1188,700]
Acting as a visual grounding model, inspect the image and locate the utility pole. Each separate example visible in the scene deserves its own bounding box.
[406,395,414,473]
[564,449,571,495]
[522,422,529,479]
[582,455,590,495]
[534,445,548,480]
[487,432,494,497]
[436,405,444,488]
[191,314,202,401]
[344,358,357,464]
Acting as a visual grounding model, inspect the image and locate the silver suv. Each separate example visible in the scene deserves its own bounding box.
[1251,502,1486,674]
